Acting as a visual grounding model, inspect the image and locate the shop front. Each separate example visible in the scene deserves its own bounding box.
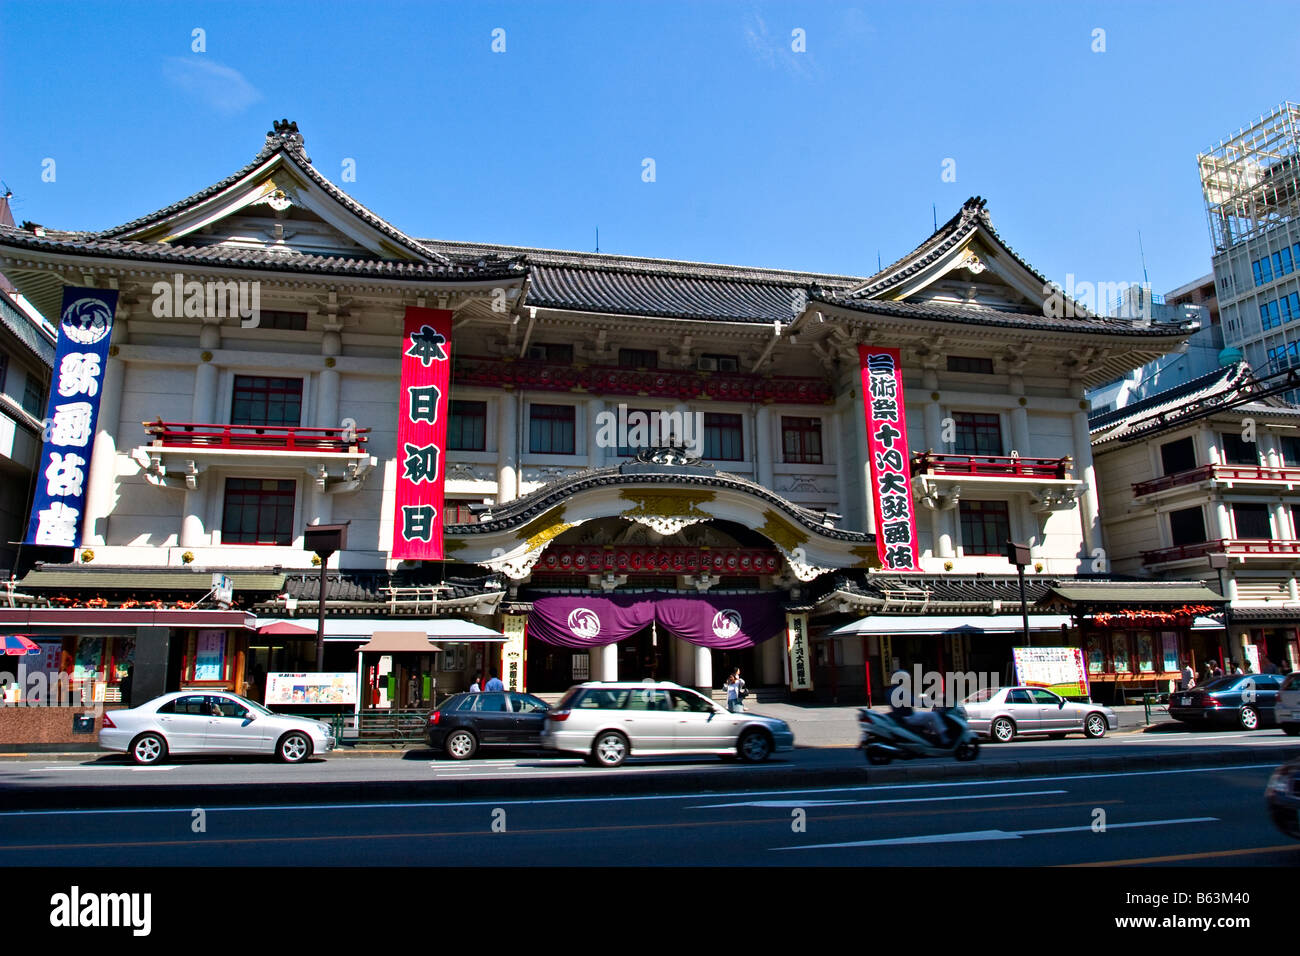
[0,607,256,748]
[823,614,1075,705]
[1040,583,1226,704]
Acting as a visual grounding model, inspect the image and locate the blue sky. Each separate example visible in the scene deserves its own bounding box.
[2,0,1297,295]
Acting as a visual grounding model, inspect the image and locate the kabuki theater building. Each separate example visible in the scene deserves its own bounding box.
[0,121,1212,740]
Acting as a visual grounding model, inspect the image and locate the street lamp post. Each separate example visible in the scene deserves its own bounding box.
[304,522,350,671]
[1006,541,1033,648]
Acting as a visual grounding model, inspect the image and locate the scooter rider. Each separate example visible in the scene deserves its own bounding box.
[889,674,949,747]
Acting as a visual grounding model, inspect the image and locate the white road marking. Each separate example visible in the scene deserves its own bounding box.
[692,789,1067,809]
[0,764,1279,818]
[775,816,1220,850]
[130,766,177,772]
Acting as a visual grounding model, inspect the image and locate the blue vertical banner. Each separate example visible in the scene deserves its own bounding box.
[24,287,118,546]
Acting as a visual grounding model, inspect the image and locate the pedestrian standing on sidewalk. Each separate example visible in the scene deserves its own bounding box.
[485,670,504,692]
[1179,660,1195,691]
[724,670,739,712]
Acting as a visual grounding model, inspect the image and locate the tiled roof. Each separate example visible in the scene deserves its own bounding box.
[844,196,1058,303]
[1090,362,1300,443]
[0,287,55,367]
[819,573,1061,608]
[280,571,501,603]
[0,226,523,282]
[97,123,447,265]
[807,292,1193,336]
[421,238,863,323]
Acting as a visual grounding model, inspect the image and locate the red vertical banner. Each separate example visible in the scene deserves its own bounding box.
[392,307,453,560]
[859,346,921,571]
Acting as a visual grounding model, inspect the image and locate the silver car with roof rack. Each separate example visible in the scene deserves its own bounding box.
[541,680,794,767]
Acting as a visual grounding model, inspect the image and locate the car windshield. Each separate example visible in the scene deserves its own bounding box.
[962,688,999,704]
[228,694,275,716]
[1283,674,1300,691]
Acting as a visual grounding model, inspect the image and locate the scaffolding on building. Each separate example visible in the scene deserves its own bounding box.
[1199,102,1300,251]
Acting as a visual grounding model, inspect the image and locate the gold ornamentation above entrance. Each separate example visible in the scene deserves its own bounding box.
[518,506,574,554]
[618,489,716,535]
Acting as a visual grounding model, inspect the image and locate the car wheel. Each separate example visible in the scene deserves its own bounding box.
[1084,713,1107,738]
[592,731,628,767]
[277,732,312,763]
[1240,706,1260,731]
[738,729,772,763]
[445,729,478,760]
[131,733,167,766]
[955,739,979,762]
[991,717,1015,743]
[1284,724,1300,737]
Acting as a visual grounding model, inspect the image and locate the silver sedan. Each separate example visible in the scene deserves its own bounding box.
[960,686,1116,743]
[99,691,335,764]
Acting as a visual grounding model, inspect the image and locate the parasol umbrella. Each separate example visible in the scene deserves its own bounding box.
[1,635,41,656]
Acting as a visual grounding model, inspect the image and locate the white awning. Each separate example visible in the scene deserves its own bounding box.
[828,614,1074,637]
[253,618,506,642]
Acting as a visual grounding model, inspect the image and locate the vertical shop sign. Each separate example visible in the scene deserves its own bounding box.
[502,614,526,692]
[858,346,920,571]
[392,307,453,560]
[787,612,812,691]
[25,288,118,546]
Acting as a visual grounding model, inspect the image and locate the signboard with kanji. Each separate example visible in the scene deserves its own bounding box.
[859,346,921,571]
[25,287,118,547]
[787,612,812,691]
[392,307,453,560]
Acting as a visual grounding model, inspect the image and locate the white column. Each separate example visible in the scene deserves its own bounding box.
[693,644,712,692]
[599,642,619,681]
[1261,431,1281,468]
[181,341,220,548]
[761,631,783,685]
[313,333,342,528]
[850,371,874,535]
[1070,387,1100,557]
[755,406,774,489]
[920,373,954,558]
[1273,503,1292,539]
[1009,377,1030,456]
[586,398,605,467]
[82,316,128,546]
[497,394,518,503]
[1211,498,1232,540]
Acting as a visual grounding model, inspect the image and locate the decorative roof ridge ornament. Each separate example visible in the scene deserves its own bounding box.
[631,446,705,468]
[263,118,310,163]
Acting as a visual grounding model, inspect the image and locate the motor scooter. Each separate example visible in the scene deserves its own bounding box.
[858,705,980,765]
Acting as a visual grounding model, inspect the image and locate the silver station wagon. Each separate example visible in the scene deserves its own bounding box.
[541,680,795,767]
[960,686,1117,742]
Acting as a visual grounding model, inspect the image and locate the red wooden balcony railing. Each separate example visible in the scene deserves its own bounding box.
[534,545,784,575]
[452,355,833,405]
[1141,538,1300,565]
[910,452,1073,479]
[144,420,370,453]
[1133,464,1300,496]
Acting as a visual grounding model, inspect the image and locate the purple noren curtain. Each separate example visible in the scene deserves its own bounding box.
[528,592,784,649]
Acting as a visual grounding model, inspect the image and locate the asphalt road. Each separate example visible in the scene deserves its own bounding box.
[2,725,1297,789]
[0,763,1293,868]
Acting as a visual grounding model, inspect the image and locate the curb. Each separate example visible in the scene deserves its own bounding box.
[2,743,1297,812]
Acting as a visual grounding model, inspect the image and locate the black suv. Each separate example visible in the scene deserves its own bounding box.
[425,691,551,759]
